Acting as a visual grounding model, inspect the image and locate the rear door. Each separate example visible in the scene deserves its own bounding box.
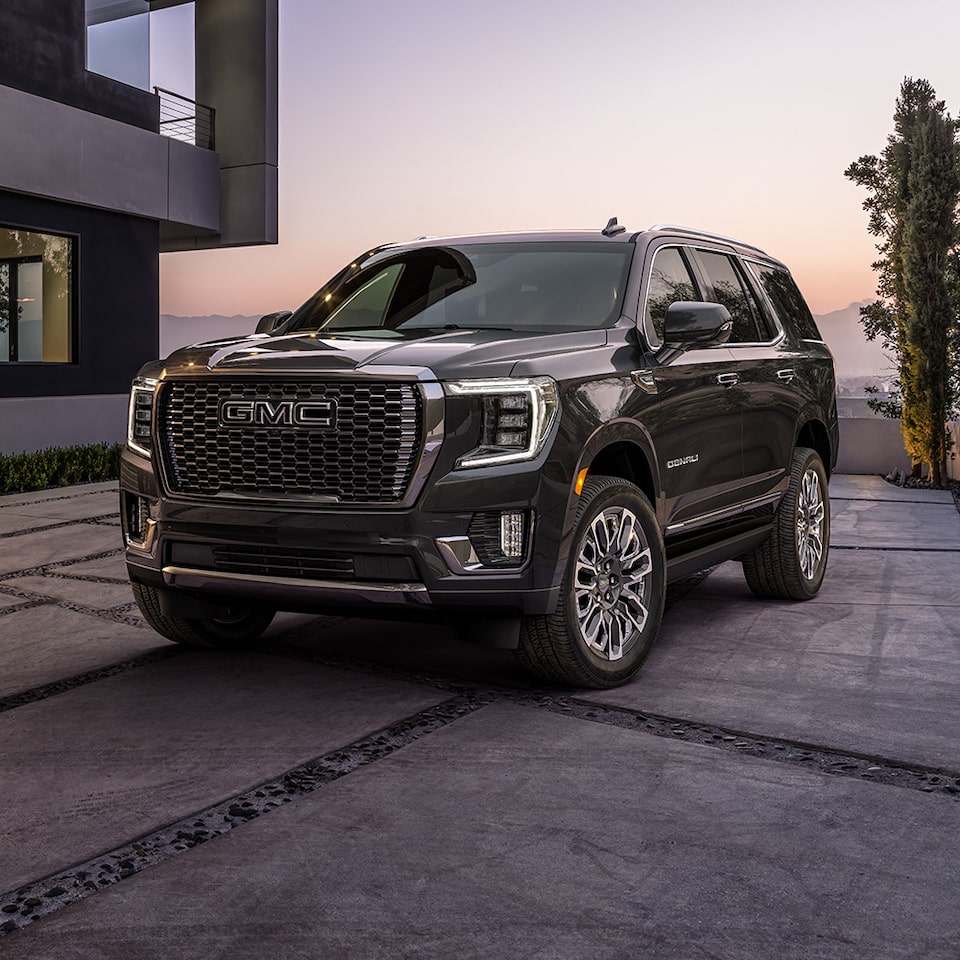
[690,248,801,503]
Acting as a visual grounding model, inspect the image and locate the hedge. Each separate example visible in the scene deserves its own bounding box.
[0,442,123,495]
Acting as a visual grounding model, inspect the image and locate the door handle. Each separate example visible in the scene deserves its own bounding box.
[631,370,658,394]
[717,372,740,386]
[777,368,796,383]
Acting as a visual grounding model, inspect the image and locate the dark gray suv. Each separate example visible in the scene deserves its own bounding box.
[121,221,838,688]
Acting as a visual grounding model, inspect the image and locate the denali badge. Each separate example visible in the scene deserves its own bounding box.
[666,454,699,469]
[218,398,337,429]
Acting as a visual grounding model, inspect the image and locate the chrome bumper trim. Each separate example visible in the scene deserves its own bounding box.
[161,565,431,606]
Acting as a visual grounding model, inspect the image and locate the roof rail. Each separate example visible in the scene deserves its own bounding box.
[646,224,768,256]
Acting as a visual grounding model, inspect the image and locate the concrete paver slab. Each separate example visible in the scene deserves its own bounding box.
[0,482,117,509]
[0,525,120,577]
[59,553,130,581]
[830,497,960,549]
[0,493,118,533]
[829,474,954,503]
[277,616,527,687]
[0,653,446,893]
[698,550,960,608]
[588,558,960,769]
[11,576,134,610]
[0,606,163,698]
[5,704,957,960]
[0,514,75,536]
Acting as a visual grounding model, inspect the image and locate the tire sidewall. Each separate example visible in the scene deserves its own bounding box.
[791,449,830,598]
[560,479,665,684]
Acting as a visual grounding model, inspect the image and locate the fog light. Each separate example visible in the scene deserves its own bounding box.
[500,510,525,558]
[466,510,531,567]
[124,493,151,546]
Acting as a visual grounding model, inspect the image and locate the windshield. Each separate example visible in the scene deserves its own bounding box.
[286,241,634,335]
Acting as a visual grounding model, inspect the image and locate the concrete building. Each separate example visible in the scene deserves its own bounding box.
[0,0,278,454]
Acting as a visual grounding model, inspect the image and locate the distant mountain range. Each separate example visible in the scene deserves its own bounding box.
[813,302,893,380]
[161,303,893,385]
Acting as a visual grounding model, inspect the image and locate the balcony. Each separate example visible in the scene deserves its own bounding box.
[156,87,215,151]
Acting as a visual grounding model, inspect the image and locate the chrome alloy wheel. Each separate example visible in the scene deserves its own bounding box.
[574,506,653,661]
[796,467,825,580]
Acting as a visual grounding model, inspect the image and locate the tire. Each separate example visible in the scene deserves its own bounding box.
[741,446,829,600]
[517,475,666,688]
[131,581,275,649]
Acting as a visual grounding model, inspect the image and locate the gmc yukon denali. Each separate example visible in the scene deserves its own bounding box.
[121,221,838,688]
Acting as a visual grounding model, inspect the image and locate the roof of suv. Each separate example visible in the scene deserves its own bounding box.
[381,223,781,265]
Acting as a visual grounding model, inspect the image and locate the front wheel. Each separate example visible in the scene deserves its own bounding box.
[517,475,666,688]
[131,581,275,649]
[741,446,829,600]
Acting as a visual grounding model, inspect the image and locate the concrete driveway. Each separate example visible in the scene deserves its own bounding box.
[0,476,958,959]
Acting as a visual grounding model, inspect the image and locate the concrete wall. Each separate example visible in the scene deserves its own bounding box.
[0,395,128,454]
[0,190,160,402]
[836,417,911,475]
[0,84,220,233]
[0,0,158,131]
[836,414,960,480]
[177,0,278,250]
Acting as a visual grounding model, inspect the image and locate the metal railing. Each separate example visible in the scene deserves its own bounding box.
[155,87,215,150]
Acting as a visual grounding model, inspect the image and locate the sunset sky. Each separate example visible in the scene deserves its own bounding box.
[158,0,960,319]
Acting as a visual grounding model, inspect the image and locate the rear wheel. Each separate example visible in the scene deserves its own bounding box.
[517,475,666,688]
[131,581,275,649]
[741,446,829,600]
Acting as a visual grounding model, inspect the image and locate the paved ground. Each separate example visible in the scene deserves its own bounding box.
[0,475,958,958]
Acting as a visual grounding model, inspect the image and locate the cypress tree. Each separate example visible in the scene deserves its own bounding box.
[845,77,960,486]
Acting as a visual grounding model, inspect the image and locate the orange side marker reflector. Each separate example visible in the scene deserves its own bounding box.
[575,468,589,496]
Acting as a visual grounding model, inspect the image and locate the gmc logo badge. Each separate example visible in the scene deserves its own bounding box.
[218,399,337,429]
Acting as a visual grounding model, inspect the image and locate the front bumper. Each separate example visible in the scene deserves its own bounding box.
[120,448,570,619]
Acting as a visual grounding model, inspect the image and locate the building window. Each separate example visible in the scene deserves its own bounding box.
[0,228,74,364]
[85,1,196,97]
[84,0,151,91]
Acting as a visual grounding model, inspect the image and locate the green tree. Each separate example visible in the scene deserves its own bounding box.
[845,77,960,486]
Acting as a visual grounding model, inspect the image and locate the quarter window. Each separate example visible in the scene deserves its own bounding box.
[0,228,74,363]
[748,261,822,340]
[644,246,699,345]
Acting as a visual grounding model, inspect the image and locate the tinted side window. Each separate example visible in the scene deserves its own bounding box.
[644,246,698,344]
[749,262,822,340]
[696,250,766,343]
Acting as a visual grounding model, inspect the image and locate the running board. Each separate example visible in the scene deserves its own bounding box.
[665,523,774,583]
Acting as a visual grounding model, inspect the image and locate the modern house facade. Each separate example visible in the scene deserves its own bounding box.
[0,0,278,454]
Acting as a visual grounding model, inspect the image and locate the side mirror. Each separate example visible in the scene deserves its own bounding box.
[255,310,293,335]
[663,302,733,346]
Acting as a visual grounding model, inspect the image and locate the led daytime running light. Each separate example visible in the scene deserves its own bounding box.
[446,377,559,469]
[127,377,158,458]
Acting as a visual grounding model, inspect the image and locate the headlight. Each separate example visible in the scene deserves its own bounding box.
[127,377,159,458]
[445,376,559,469]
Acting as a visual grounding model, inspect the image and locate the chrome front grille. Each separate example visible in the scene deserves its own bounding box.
[157,380,423,502]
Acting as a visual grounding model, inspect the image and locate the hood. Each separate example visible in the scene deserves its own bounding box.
[152,327,610,381]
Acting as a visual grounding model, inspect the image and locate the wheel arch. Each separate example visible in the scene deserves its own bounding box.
[545,422,660,598]
[795,418,833,477]
[575,420,659,504]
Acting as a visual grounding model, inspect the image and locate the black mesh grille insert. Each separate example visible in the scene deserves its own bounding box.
[211,545,355,579]
[158,380,422,502]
